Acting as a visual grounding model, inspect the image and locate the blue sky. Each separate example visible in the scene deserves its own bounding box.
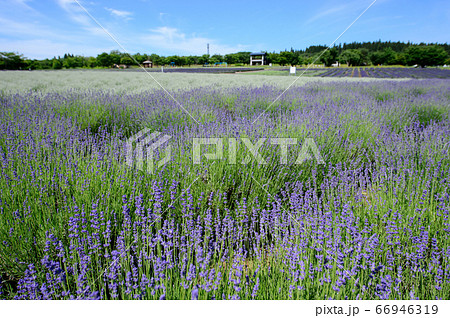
[1,0,449,59]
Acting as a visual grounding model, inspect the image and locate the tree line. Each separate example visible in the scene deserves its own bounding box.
[1,41,449,70]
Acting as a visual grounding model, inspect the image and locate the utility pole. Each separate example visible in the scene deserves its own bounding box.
[207,43,209,56]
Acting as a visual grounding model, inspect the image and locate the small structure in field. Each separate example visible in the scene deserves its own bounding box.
[250,52,267,66]
[113,64,128,69]
[142,60,153,68]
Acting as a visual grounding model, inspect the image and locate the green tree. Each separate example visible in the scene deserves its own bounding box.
[224,54,237,64]
[278,51,292,66]
[74,56,86,68]
[159,56,169,65]
[186,56,197,66]
[210,54,224,64]
[178,56,187,66]
[63,57,77,68]
[296,54,305,66]
[320,47,338,67]
[96,52,113,67]
[86,57,97,68]
[304,56,313,65]
[0,52,25,70]
[393,52,406,65]
[370,48,398,65]
[235,52,251,64]
[109,50,122,65]
[370,51,384,65]
[339,49,361,66]
[133,53,146,64]
[36,59,53,69]
[149,54,161,66]
[52,58,62,69]
[199,54,210,65]
[120,56,134,65]
[359,48,370,65]
[166,55,182,66]
[381,47,396,65]
[25,59,40,70]
[267,52,279,65]
[405,45,448,67]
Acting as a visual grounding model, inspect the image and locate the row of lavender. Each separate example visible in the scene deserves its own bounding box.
[278,67,450,78]
[115,66,450,78]
[325,68,450,78]
[1,80,450,299]
[140,67,450,78]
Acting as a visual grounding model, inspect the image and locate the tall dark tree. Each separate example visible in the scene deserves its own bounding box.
[120,56,134,65]
[320,47,338,67]
[0,52,25,70]
[96,52,113,67]
[133,53,145,64]
[109,50,122,65]
[198,54,210,65]
[236,52,251,64]
[339,49,361,66]
[186,56,197,66]
[370,51,384,65]
[210,54,224,64]
[278,51,291,66]
[52,58,62,69]
[86,57,97,68]
[267,52,279,65]
[149,54,161,66]
[405,45,448,67]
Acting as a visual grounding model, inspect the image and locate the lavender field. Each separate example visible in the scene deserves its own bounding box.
[274,67,450,79]
[107,67,450,79]
[1,77,450,300]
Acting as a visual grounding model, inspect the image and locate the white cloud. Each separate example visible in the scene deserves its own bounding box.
[56,0,80,12]
[142,26,249,55]
[9,0,34,10]
[0,38,113,59]
[56,0,104,31]
[0,0,41,16]
[304,0,378,26]
[305,4,349,25]
[0,17,56,38]
[105,7,133,20]
[56,0,92,26]
[55,0,110,39]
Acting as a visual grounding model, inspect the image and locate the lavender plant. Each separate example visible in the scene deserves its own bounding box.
[1,79,450,299]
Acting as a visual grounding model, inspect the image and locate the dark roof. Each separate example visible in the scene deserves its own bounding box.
[250,52,267,56]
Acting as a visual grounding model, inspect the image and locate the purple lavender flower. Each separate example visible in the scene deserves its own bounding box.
[191,285,199,300]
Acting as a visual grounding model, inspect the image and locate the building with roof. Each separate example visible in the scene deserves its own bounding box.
[250,52,267,66]
[142,60,153,68]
